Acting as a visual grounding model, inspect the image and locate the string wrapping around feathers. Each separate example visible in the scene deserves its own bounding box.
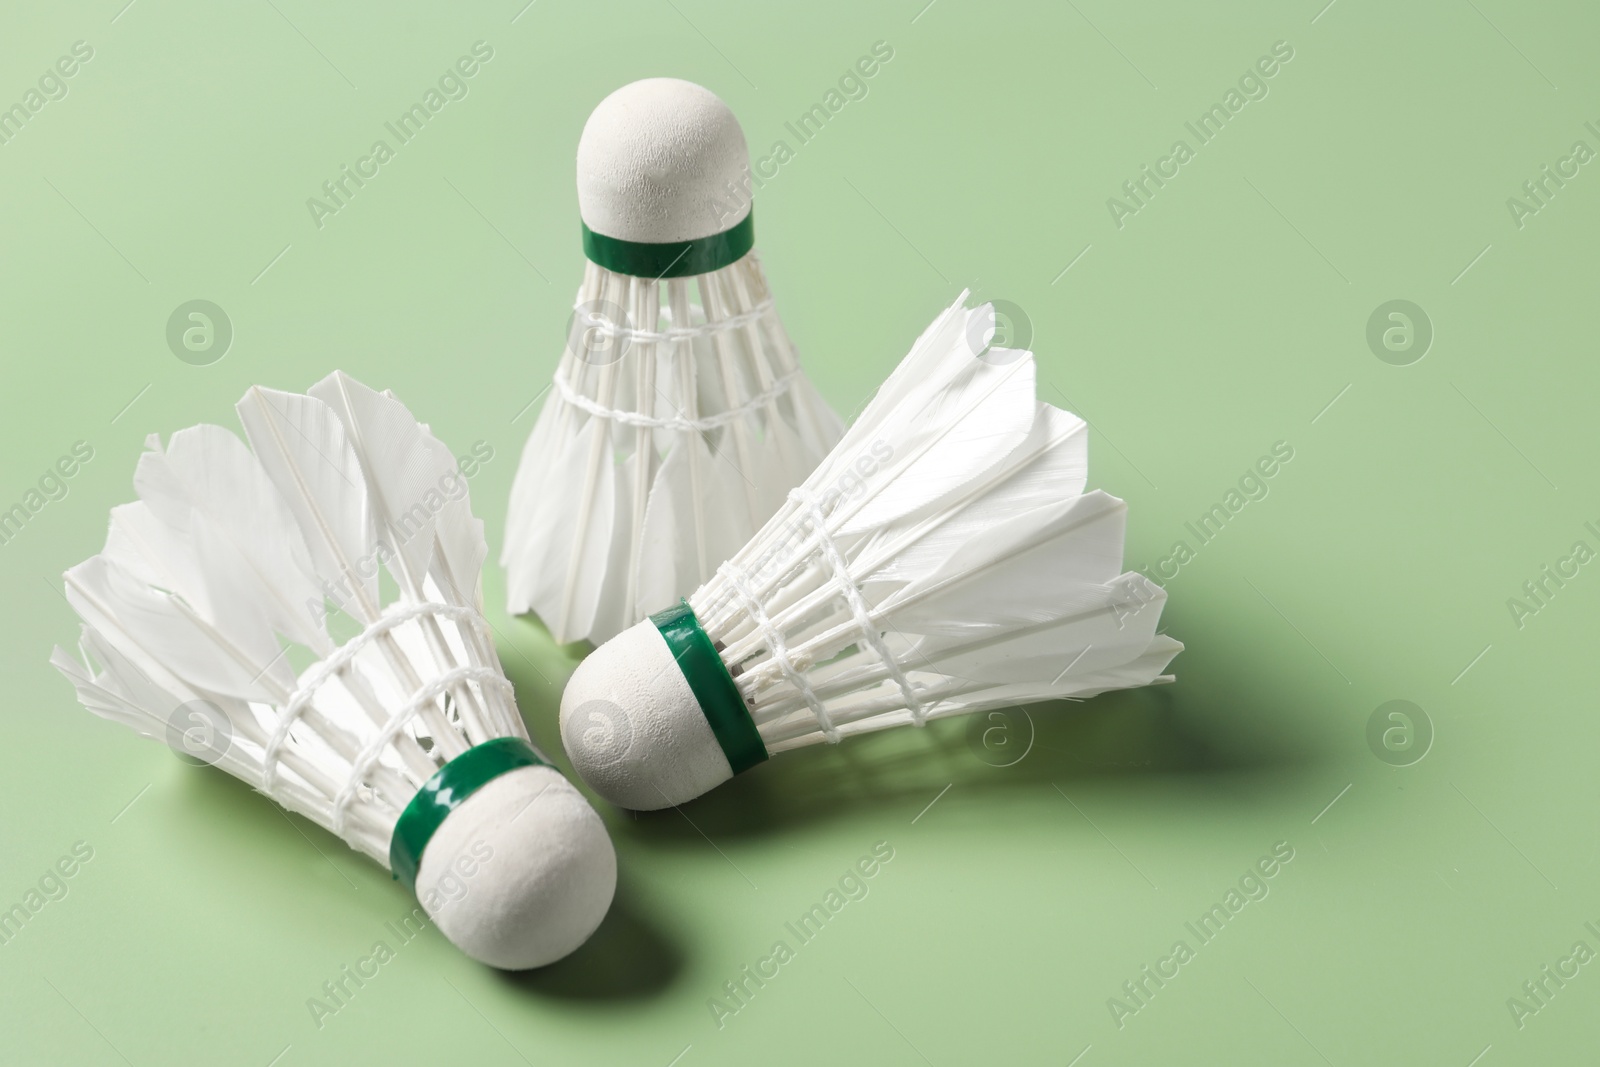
[502,77,843,646]
[52,372,616,969]
[559,295,1183,810]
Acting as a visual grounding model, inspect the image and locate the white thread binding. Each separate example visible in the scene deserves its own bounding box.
[789,488,927,728]
[573,296,775,344]
[718,560,839,743]
[330,665,510,833]
[553,367,801,433]
[262,601,512,804]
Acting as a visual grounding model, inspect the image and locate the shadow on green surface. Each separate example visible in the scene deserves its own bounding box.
[163,755,687,1001]
[498,873,684,1001]
[605,596,1343,840]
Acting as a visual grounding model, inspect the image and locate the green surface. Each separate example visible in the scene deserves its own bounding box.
[2,1,1596,1064]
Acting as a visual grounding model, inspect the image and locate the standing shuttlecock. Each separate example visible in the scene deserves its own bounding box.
[558,295,1183,809]
[51,372,616,968]
[503,77,843,646]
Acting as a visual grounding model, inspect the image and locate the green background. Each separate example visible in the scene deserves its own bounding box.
[2,0,1595,1063]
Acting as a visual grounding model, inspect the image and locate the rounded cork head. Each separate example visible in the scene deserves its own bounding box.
[415,764,617,969]
[559,619,735,810]
[576,78,750,244]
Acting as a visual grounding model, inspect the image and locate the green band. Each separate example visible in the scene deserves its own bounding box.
[389,737,546,894]
[582,211,754,278]
[650,599,768,775]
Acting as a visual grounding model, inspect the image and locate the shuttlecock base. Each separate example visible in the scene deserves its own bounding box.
[561,615,751,810]
[413,763,616,969]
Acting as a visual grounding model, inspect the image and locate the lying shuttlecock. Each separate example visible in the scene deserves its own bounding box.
[503,77,843,645]
[52,372,616,968]
[559,295,1182,809]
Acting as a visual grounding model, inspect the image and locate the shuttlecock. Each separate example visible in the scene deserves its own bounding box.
[559,295,1183,809]
[503,77,843,645]
[51,372,616,968]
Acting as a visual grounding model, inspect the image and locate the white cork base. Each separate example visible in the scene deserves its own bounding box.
[560,619,734,810]
[576,78,751,244]
[415,764,616,969]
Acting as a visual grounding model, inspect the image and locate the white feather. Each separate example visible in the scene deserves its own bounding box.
[310,371,452,591]
[236,385,377,620]
[64,554,289,701]
[134,424,329,651]
[837,354,1037,538]
[502,252,842,643]
[635,431,749,619]
[863,403,1088,590]
[103,501,198,601]
[687,295,1181,751]
[519,417,623,641]
[53,373,531,865]
[419,424,488,609]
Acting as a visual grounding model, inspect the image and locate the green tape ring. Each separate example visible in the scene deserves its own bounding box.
[650,599,768,775]
[582,211,754,278]
[389,736,546,894]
